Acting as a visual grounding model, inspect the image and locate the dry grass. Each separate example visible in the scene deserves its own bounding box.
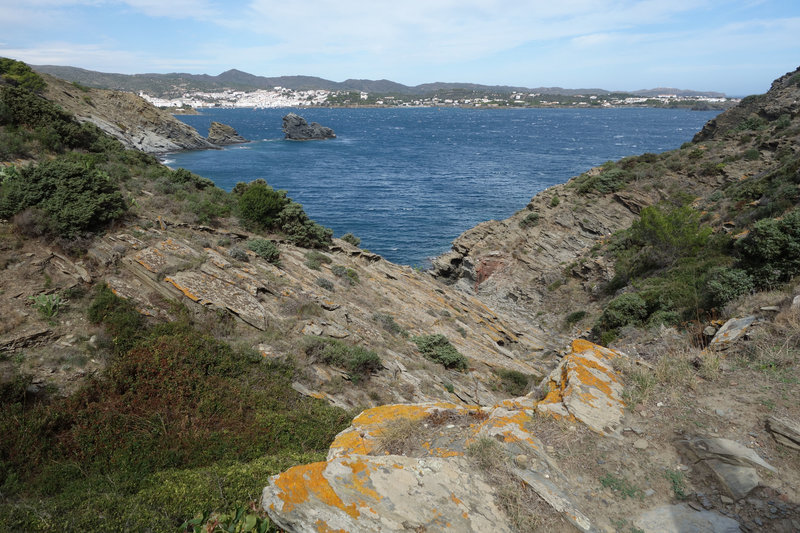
[373,417,427,456]
[0,310,26,335]
[467,436,567,532]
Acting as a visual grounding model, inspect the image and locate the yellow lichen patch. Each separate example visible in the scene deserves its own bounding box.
[273,462,359,519]
[351,402,460,428]
[314,519,347,533]
[163,277,201,302]
[571,339,619,360]
[329,429,374,457]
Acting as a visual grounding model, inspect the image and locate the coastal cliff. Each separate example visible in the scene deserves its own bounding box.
[1,59,799,532]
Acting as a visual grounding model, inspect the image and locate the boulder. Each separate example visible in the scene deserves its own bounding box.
[707,316,756,351]
[535,339,626,437]
[282,113,336,140]
[207,121,248,145]
[263,399,593,532]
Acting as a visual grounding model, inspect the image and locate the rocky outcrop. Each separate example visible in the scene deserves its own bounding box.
[40,73,214,153]
[536,339,626,437]
[282,113,336,140]
[207,121,248,145]
[263,396,592,532]
[84,224,558,410]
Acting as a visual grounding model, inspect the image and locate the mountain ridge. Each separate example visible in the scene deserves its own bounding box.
[31,64,727,98]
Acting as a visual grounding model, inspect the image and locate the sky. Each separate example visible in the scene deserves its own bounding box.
[1,1,798,96]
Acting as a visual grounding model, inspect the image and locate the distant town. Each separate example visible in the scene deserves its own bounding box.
[139,87,738,111]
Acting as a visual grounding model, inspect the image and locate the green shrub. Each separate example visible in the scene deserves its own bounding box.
[374,313,408,337]
[575,163,631,194]
[0,58,45,93]
[87,284,145,354]
[315,277,334,291]
[519,211,540,228]
[550,195,560,207]
[302,336,382,378]
[743,148,760,161]
[0,158,126,238]
[28,293,64,319]
[565,310,587,326]
[412,334,468,370]
[736,209,800,287]
[599,293,647,329]
[237,180,288,230]
[305,250,332,270]
[705,267,753,307]
[331,265,359,285]
[341,232,360,246]
[494,368,531,396]
[274,201,332,249]
[247,239,280,264]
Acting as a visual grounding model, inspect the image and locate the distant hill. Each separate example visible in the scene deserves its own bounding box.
[631,87,726,98]
[31,64,727,98]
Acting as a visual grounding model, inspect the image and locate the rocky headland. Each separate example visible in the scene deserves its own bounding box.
[282,112,336,140]
[1,59,799,532]
[207,121,248,145]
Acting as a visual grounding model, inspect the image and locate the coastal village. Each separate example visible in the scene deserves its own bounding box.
[139,86,738,110]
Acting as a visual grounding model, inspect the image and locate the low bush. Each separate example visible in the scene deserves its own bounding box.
[374,313,408,337]
[599,293,647,330]
[305,250,332,270]
[331,264,359,285]
[0,158,126,238]
[412,334,468,370]
[574,162,631,194]
[340,232,360,246]
[565,310,587,326]
[494,368,531,396]
[315,277,334,291]
[247,239,280,264]
[705,267,753,307]
[519,211,540,228]
[736,208,800,288]
[302,336,382,379]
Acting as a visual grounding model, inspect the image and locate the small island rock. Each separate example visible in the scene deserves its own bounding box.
[282,113,335,140]
[207,121,248,145]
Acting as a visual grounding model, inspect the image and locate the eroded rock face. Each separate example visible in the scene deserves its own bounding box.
[40,73,215,153]
[207,121,248,145]
[282,113,336,140]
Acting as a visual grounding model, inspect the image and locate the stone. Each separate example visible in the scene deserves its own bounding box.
[765,415,800,451]
[792,295,800,311]
[680,437,775,499]
[264,455,514,533]
[207,121,248,145]
[634,439,649,449]
[282,113,336,140]
[536,339,626,437]
[634,504,740,533]
[703,325,717,336]
[707,316,756,351]
[720,496,734,504]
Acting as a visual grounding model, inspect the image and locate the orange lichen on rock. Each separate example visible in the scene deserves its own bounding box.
[314,519,347,533]
[342,459,383,502]
[272,462,359,518]
[163,276,200,301]
[535,339,625,436]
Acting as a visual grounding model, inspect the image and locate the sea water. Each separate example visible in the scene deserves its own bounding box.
[169,107,719,266]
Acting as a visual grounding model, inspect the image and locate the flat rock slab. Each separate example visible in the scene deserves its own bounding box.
[708,316,756,350]
[536,339,626,437]
[766,415,800,451]
[634,504,740,533]
[263,455,513,533]
[680,437,775,499]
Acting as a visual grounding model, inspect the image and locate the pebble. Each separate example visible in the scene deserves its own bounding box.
[644,488,655,497]
[633,438,649,450]
[514,454,529,468]
[754,517,764,527]
[657,402,664,407]
[721,495,734,504]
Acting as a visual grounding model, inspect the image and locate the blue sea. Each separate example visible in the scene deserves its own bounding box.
[168,107,719,266]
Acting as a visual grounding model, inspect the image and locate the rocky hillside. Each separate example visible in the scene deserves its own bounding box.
[1,59,799,532]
